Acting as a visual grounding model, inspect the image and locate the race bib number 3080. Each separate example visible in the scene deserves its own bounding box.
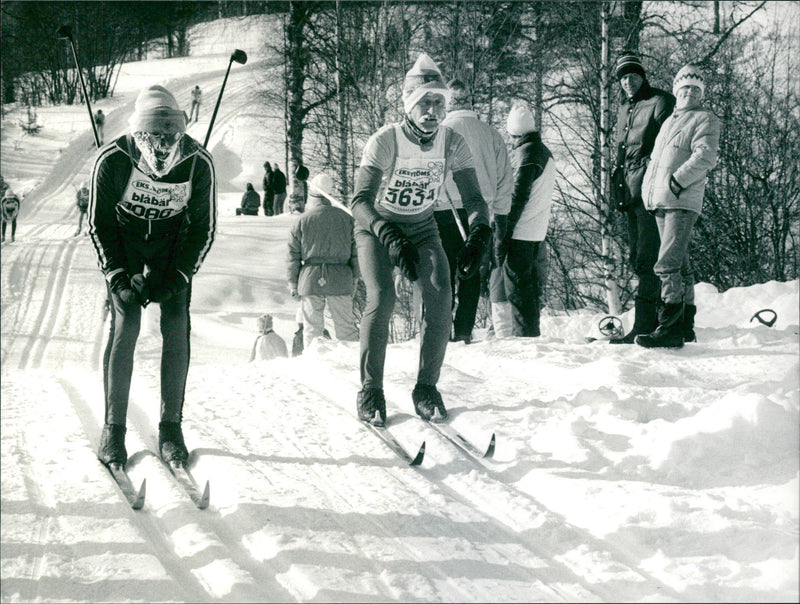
[379,161,445,216]
[120,169,191,221]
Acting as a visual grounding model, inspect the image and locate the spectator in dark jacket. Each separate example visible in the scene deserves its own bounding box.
[287,173,359,347]
[262,162,274,216]
[271,163,287,215]
[609,52,675,344]
[237,183,261,216]
[496,104,555,338]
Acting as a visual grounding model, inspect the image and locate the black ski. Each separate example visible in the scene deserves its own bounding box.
[428,422,496,460]
[164,460,210,509]
[107,462,146,510]
[364,421,425,466]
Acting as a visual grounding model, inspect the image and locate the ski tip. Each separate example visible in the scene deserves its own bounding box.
[410,441,426,466]
[483,433,496,459]
[198,480,210,510]
[133,478,147,510]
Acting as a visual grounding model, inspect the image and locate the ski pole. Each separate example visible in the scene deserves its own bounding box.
[204,49,247,148]
[56,25,100,148]
[443,189,468,242]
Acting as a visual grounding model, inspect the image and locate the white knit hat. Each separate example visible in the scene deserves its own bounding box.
[129,85,187,134]
[402,53,449,114]
[308,172,335,200]
[673,63,706,98]
[506,104,536,136]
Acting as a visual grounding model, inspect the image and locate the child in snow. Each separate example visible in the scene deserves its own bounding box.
[249,314,288,361]
[1,188,21,243]
[349,52,490,425]
[75,181,90,235]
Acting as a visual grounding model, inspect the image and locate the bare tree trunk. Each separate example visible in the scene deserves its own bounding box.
[714,1,721,35]
[600,0,621,315]
[335,0,349,200]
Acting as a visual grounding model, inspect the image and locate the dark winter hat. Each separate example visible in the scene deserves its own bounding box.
[447,79,471,110]
[673,63,706,98]
[402,53,449,114]
[615,52,646,80]
[295,165,309,180]
[129,85,187,134]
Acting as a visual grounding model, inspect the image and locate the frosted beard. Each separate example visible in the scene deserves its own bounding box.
[133,132,183,178]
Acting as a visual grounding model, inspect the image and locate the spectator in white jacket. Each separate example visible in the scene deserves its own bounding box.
[495,103,555,338]
[637,63,721,349]
[436,79,513,343]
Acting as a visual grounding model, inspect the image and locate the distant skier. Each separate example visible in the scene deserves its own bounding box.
[89,84,216,468]
[350,52,490,425]
[189,86,202,123]
[1,188,21,243]
[94,109,105,145]
[75,181,90,235]
[249,314,288,361]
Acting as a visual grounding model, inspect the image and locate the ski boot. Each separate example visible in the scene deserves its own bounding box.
[159,421,189,464]
[412,384,447,423]
[97,423,128,466]
[357,388,386,426]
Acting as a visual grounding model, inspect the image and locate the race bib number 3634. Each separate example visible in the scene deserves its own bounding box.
[379,161,445,216]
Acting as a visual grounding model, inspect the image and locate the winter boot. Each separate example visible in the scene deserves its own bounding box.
[356,388,386,426]
[158,421,189,464]
[635,302,685,349]
[97,423,128,466]
[682,304,697,343]
[412,384,447,423]
[610,298,658,344]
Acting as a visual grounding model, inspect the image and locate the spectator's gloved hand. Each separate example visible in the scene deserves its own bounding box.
[492,215,509,268]
[109,272,140,306]
[375,222,419,282]
[130,274,150,307]
[458,223,492,280]
[289,284,300,300]
[669,175,684,198]
[149,269,189,303]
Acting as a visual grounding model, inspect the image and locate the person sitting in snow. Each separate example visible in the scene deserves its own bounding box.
[249,313,288,361]
[90,84,216,468]
[236,182,261,216]
[1,188,21,243]
[349,52,490,425]
[287,172,359,349]
[75,181,90,235]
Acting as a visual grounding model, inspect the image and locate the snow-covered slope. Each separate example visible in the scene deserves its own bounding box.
[1,14,798,604]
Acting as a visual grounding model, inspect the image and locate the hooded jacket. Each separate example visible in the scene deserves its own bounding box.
[89,133,216,281]
[287,195,359,296]
[507,131,555,242]
[612,80,675,210]
[642,106,721,214]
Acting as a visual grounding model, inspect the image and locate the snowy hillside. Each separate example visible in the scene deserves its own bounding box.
[1,14,798,604]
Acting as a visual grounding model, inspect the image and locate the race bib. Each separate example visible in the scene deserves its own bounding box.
[120,167,191,221]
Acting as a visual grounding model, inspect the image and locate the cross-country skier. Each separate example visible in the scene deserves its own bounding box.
[75,181,90,235]
[350,52,490,425]
[1,188,21,243]
[89,84,216,467]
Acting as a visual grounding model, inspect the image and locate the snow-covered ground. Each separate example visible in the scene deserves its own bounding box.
[1,14,798,604]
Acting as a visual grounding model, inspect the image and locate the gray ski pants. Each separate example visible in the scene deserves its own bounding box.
[355,217,451,390]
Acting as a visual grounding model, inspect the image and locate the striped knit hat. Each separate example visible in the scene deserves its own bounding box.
[673,63,706,98]
[615,52,646,80]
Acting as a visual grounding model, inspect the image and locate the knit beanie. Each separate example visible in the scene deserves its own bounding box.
[447,78,471,110]
[308,173,335,201]
[673,63,706,98]
[506,104,536,136]
[615,52,646,80]
[128,85,187,134]
[402,53,449,114]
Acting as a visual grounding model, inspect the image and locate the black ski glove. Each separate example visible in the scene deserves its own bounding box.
[375,222,419,282]
[130,273,150,307]
[457,223,491,280]
[149,269,189,303]
[108,272,140,306]
[669,175,684,198]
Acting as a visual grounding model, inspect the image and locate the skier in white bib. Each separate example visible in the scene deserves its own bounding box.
[89,85,216,468]
[350,53,490,425]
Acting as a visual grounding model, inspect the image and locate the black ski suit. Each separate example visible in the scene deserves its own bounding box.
[89,134,216,427]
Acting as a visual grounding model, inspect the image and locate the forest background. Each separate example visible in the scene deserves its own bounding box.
[2,0,797,329]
